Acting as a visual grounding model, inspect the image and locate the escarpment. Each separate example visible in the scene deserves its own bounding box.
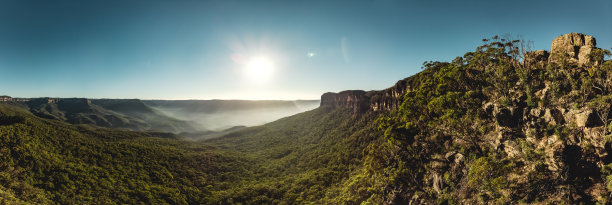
[323,33,604,114]
[320,76,416,113]
[372,33,612,204]
[320,90,370,113]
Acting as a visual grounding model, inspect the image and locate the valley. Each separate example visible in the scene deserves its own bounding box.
[0,97,318,140]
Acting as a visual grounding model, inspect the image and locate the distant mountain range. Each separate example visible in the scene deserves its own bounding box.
[0,97,319,139]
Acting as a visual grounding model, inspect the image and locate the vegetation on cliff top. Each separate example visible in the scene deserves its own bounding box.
[369,35,612,203]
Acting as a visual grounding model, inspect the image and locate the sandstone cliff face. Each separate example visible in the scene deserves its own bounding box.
[320,77,414,113]
[369,78,412,111]
[549,33,598,66]
[320,90,370,113]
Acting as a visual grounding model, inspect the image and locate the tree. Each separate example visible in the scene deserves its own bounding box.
[586,49,612,139]
[588,95,612,139]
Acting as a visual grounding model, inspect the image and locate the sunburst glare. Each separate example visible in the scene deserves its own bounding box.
[244,56,274,83]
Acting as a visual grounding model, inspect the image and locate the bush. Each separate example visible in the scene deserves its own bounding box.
[468,155,514,200]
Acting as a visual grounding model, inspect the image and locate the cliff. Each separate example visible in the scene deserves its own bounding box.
[320,90,370,113]
[320,72,420,113]
[322,33,601,114]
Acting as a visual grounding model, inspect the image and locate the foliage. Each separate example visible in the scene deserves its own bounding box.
[0,103,250,204]
[467,155,513,200]
[204,107,382,204]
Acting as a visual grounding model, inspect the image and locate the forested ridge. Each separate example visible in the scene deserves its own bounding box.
[0,101,379,204]
[0,103,250,204]
[2,33,612,204]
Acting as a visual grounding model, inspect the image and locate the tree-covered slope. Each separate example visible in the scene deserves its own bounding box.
[0,99,382,204]
[204,107,381,204]
[0,103,250,204]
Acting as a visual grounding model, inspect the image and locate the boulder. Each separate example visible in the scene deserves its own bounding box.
[445,151,465,165]
[575,109,602,127]
[543,108,565,125]
[503,140,522,158]
[432,173,443,194]
[535,83,550,100]
[549,33,598,67]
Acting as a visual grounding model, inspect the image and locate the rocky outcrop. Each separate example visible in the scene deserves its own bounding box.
[549,33,598,67]
[324,33,602,114]
[524,50,549,68]
[321,90,370,113]
[317,33,612,204]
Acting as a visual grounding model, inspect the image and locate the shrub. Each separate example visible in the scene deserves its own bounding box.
[468,155,514,200]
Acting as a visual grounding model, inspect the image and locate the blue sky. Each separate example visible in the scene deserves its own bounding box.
[0,0,610,100]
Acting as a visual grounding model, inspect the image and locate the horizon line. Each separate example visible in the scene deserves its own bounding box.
[0,95,320,101]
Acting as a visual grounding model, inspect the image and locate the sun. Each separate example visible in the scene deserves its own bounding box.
[244,56,274,83]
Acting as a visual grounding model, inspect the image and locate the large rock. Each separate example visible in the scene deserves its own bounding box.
[575,109,603,127]
[432,173,443,194]
[543,108,565,125]
[503,140,522,158]
[549,33,597,67]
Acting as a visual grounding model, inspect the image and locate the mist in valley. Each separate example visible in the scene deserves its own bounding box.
[145,100,320,131]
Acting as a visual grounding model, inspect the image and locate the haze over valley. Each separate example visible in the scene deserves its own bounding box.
[1,96,319,139]
[145,99,320,131]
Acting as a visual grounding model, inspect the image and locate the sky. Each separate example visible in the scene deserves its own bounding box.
[0,0,611,100]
